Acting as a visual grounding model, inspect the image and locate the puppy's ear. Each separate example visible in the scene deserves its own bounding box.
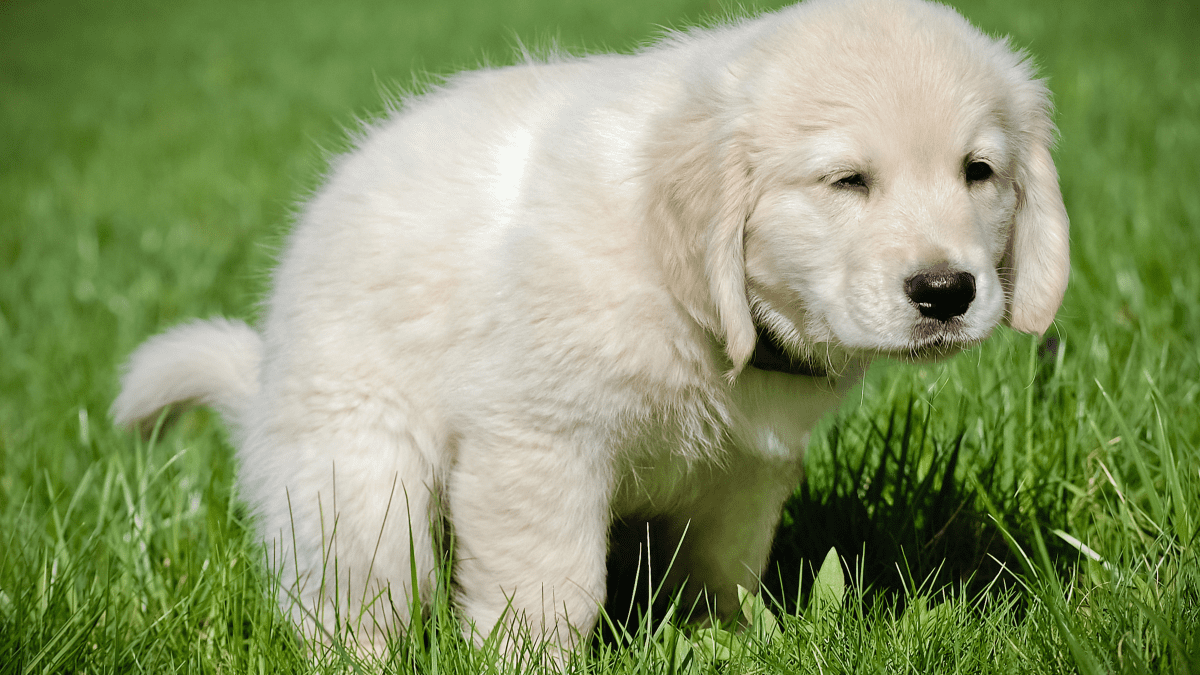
[644,104,758,374]
[705,149,758,373]
[1005,81,1070,335]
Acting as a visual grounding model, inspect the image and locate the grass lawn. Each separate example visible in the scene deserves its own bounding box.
[2,0,1198,671]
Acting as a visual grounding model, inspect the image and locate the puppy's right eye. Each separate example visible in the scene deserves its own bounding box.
[965,160,994,183]
[833,173,868,191]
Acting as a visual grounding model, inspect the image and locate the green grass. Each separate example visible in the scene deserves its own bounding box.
[2,0,1198,671]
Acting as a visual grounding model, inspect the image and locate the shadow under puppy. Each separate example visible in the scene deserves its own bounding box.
[113,0,1068,659]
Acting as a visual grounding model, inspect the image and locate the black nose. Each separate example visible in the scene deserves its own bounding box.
[904,267,976,321]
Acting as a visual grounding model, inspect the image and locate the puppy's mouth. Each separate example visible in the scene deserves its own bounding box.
[898,318,981,361]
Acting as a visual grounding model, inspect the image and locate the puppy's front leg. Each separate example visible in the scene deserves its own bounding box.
[664,453,805,618]
[448,429,611,659]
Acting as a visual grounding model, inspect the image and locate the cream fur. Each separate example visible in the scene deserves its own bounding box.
[113,0,1068,657]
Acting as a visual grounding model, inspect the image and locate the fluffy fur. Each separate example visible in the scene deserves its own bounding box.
[113,0,1068,657]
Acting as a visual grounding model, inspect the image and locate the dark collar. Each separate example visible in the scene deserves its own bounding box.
[749,323,827,377]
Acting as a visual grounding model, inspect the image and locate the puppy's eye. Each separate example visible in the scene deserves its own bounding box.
[833,173,868,191]
[965,161,994,183]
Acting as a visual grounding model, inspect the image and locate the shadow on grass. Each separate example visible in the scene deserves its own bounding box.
[763,400,1024,616]
[602,392,1076,641]
[764,337,1077,616]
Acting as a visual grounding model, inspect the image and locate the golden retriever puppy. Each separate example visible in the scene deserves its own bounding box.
[114,0,1068,657]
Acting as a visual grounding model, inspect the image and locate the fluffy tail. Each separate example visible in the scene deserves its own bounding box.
[112,318,263,433]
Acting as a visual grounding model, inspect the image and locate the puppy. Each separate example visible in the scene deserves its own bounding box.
[114,0,1068,657]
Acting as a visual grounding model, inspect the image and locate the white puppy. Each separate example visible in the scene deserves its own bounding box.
[114,0,1068,657]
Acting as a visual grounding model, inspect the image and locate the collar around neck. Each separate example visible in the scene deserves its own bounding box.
[749,323,827,378]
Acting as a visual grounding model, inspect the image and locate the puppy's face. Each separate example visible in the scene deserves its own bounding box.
[745,90,1015,360]
[736,6,1063,365]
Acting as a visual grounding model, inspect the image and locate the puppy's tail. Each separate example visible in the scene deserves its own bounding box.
[112,318,263,434]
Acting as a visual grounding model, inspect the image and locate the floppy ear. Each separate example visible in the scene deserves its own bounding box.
[705,149,758,373]
[1005,86,1070,335]
[644,103,758,374]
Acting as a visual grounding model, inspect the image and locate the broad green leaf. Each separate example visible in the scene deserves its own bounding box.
[807,547,844,621]
[693,626,740,661]
[657,622,694,671]
[737,585,781,643]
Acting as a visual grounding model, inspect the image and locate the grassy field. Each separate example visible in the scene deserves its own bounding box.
[2,0,1198,671]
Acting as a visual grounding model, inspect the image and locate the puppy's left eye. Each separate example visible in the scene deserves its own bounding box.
[833,173,869,191]
[965,160,994,183]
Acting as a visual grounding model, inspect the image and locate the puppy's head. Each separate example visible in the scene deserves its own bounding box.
[653,0,1069,373]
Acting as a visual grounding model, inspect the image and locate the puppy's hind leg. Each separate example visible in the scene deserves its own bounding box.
[245,398,447,657]
[447,429,612,662]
